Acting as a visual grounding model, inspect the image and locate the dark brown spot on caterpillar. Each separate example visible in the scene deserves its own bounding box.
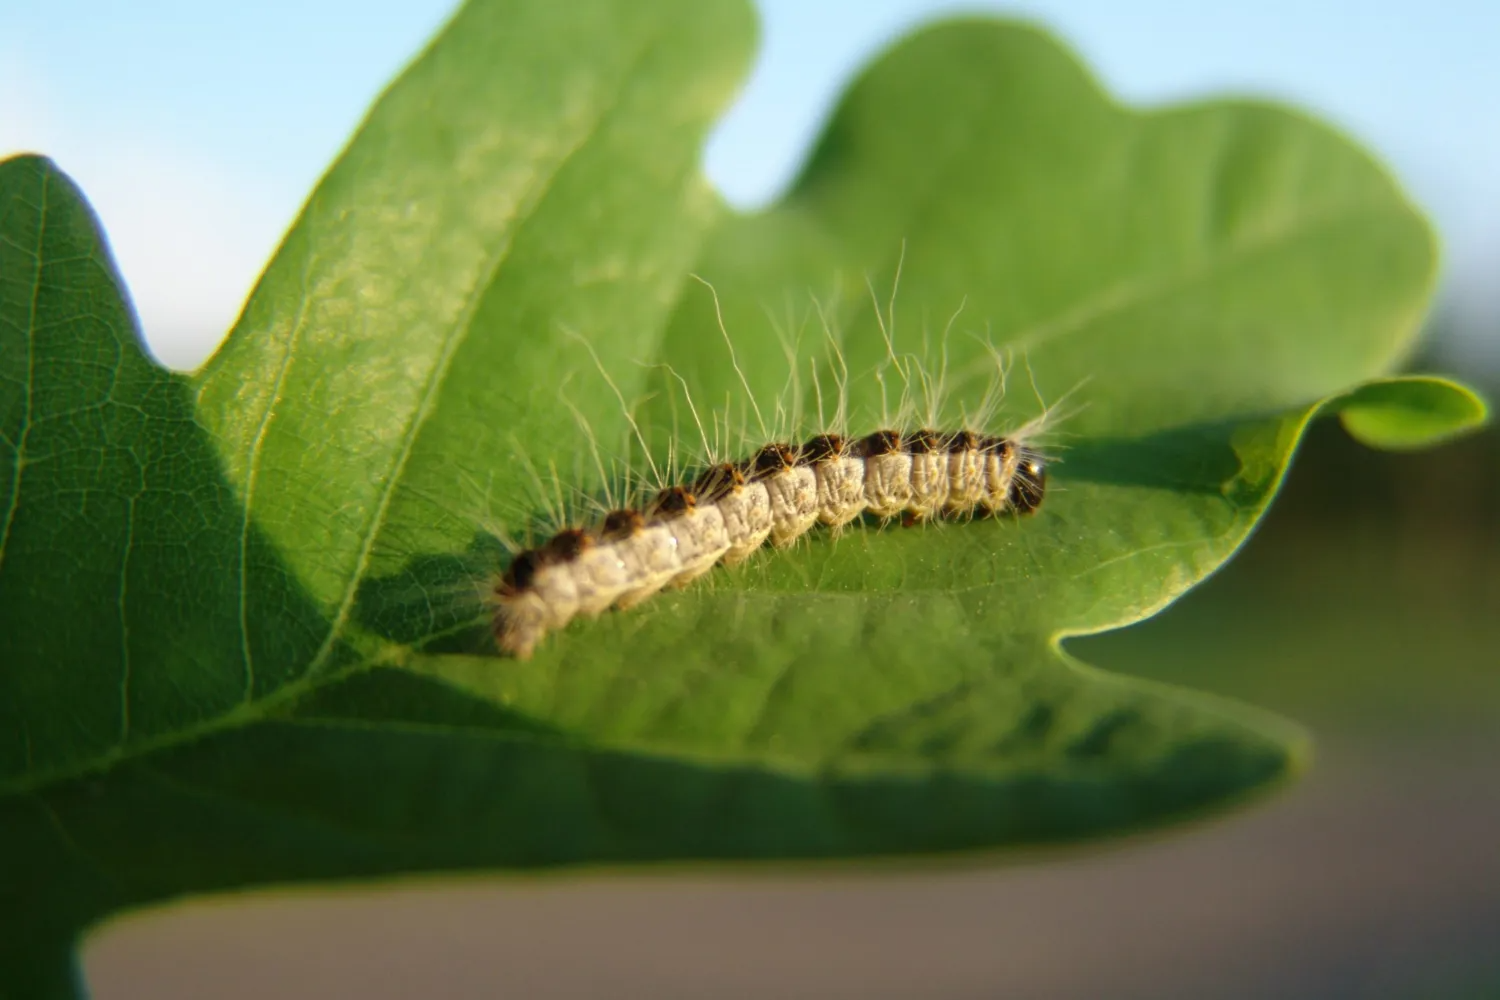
[980,435,1014,459]
[649,485,696,517]
[799,433,846,465]
[542,527,592,561]
[692,462,744,502]
[903,429,942,454]
[745,443,796,480]
[498,549,542,596]
[854,429,901,458]
[600,508,644,540]
[944,429,980,453]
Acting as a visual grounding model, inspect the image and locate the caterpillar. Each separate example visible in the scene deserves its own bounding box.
[493,428,1047,660]
[487,275,1063,660]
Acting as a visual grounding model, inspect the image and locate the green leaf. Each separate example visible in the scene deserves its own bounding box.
[0,6,1486,997]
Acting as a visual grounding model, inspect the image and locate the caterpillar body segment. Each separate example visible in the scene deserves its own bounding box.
[942,429,986,514]
[802,434,866,530]
[493,545,570,661]
[648,485,733,588]
[746,443,820,548]
[599,509,681,612]
[904,430,951,519]
[694,462,774,566]
[978,436,1021,514]
[557,528,633,618]
[855,430,913,519]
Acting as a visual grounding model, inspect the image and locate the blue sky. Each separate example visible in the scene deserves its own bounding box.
[3,0,1497,371]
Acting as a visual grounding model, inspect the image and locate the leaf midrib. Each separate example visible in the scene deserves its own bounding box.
[233,252,317,704]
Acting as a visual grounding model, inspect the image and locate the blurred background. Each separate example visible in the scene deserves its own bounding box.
[4,1,1497,997]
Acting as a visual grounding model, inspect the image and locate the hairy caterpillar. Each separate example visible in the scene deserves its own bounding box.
[494,429,1047,659]
[489,277,1061,661]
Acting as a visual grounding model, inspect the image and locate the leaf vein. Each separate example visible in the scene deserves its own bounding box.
[116,491,138,743]
[234,252,319,703]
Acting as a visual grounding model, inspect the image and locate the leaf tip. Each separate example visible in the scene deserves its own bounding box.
[1333,375,1490,452]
